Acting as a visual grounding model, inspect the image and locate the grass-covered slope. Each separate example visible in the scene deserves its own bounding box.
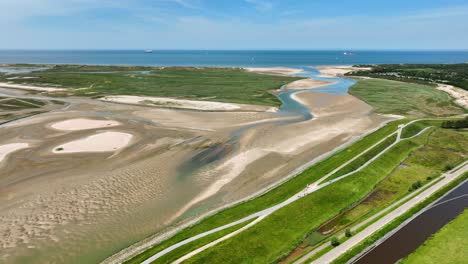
[0,65,303,106]
[401,209,468,264]
[349,79,464,116]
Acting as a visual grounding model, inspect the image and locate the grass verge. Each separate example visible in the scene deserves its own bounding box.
[331,172,468,264]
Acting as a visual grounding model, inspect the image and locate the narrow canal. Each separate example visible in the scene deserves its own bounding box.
[353,180,468,264]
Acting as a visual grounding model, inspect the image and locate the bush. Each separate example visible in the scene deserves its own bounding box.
[445,164,454,171]
[331,237,340,247]
[442,117,468,129]
[345,229,352,238]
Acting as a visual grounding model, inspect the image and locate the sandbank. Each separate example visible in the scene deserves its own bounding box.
[53,132,133,153]
[0,143,29,163]
[437,84,468,109]
[317,66,371,77]
[0,82,68,92]
[244,67,304,76]
[50,118,121,131]
[284,78,334,90]
[101,95,246,111]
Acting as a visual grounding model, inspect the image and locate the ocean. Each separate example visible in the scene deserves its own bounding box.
[0,50,468,67]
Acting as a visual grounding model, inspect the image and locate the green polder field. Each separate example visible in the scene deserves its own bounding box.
[401,209,468,264]
[349,78,465,116]
[0,64,303,106]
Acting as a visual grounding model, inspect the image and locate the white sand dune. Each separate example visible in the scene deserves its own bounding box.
[317,66,371,77]
[0,82,67,92]
[101,95,242,111]
[437,84,468,109]
[51,118,121,131]
[53,132,133,153]
[0,143,29,163]
[244,67,304,76]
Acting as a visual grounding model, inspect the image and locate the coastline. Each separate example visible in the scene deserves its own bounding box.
[0,64,388,264]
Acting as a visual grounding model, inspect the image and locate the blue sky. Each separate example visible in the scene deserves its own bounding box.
[2,0,468,49]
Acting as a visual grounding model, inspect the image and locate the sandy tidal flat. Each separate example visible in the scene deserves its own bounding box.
[53,132,133,153]
[51,118,121,131]
[0,143,29,163]
[0,82,68,92]
[101,95,243,111]
[245,67,304,76]
[284,78,334,90]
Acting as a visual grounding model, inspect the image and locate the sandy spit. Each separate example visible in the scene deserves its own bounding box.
[0,143,29,163]
[284,78,334,90]
[437,84,468,109]
[51,118,121,131]
[53,132,133,153]
[317,66,371,77]
[0,82,68,92]
[101,95,243,111]
[244,67,304,76]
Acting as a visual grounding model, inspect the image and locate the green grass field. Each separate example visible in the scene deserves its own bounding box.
[0,64,303,106]
[318,128,467,234]
[349,79,464,116]
[401,209,468,264]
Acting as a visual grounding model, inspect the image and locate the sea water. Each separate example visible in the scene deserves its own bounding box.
[1,50,467,66]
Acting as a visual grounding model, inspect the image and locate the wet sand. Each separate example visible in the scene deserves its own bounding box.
[51,118,121,131]
[0,75,388,264]
[284,78,335,90]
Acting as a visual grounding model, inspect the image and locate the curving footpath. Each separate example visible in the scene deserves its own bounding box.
[140,120,427,264]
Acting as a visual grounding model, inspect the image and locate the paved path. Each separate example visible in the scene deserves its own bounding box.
[141,121,427,263]
[311,161,468,264]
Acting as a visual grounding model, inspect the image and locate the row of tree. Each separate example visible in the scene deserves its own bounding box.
[441,116,468,129]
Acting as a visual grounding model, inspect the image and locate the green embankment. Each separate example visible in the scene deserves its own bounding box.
[349,79,464,116]
[125,119,408,263]
[182,131,429,263]
[0,65,302,106]
[401,210,468,264]
[127,219,254,264]
[318,127,467,234]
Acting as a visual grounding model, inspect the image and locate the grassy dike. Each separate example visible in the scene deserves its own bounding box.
[181,130,428,263]
[123,119,408,263]
[401,209,468,264]
[316,127,467,235]
[331,171,468,264]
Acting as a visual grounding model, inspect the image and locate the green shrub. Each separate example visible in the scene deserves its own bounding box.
[331,237,340,247]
